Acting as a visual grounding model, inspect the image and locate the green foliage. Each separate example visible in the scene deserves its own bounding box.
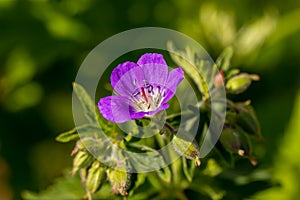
[73,82,98,124]
[55,127,79,143]
[1,1,300,200]
[167,42,212,99]
[22,170,86,200]
[23,46,271,200]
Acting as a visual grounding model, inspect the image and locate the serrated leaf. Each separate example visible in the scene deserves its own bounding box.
[73,82,97,123]
[126,143,168,172]
[167,41,214,99]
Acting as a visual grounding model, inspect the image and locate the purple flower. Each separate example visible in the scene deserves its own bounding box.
[98,53,184,123]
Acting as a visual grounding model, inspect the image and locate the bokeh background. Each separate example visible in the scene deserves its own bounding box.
[0,0,300,199]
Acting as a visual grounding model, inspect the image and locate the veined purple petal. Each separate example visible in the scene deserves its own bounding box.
[111,62,145,97]
[99,54,184,123]
[111,62,138,88]
[98,96,145,123]
[162,68,184,103]
[137,53,168,85]
[140,63,168,86]
[137,53,167,66]
[147,103,169,116]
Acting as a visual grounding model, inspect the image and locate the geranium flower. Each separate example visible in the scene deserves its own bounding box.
[98,53,184,123]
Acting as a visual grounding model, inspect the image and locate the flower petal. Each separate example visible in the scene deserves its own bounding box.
[147,103,169,116]
[98,96,145,123]
[111,62,145,97]
[110,62,138,88]
[137,53,167,66]
[137,53,168,85]
[162,68,184,103]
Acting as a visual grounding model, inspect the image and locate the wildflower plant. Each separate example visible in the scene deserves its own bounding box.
[24,29,269,199]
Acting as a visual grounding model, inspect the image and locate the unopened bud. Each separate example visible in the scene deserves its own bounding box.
[107,166,134,196]
[220,126,258,165]
[226,73,259,94]
[171,134,201,166]
[214,70,224,88]
[71,137,97,156]
[235,103,262,139]
[220,127,241,154]
[86,161,106,194]
[220,126,252,156]
[72,151,94,176]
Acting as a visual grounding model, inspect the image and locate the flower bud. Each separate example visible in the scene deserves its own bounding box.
[226,73,259,94]
[171,135,201,166]
[220,127,250,156]
[214,70,224,88]
[71,151,94,176]
[86,161,106,194]
[235,103,262,139]
[107,166,134,196]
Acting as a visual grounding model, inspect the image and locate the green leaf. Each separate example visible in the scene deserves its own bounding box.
[55,127,79,143]
[182,157,195,182]
[73,82,97,123]
[126,143,169,172]
[156,166,171,183]
[128,174,159,200]
[202,159,222,177]
[22,170,86,200]
[215,46,234,71]
[167,41,213,99]
[56,124,101,143]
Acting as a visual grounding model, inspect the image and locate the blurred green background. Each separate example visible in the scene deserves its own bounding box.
[0,0,300,199]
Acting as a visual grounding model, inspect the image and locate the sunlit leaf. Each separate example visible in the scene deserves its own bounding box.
[56,124,100,143]
[167,41,213,99]
[127,144,169,172]
[55,128,78,143]
[73,82,97,124]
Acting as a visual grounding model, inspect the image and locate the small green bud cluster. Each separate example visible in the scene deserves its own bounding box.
[214,56,261,165]
[54,47,263,199]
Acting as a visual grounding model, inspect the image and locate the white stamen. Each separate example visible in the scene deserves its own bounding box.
[131,84,165,112]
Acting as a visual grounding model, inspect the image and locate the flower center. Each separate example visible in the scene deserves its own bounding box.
[131,83,165,112]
